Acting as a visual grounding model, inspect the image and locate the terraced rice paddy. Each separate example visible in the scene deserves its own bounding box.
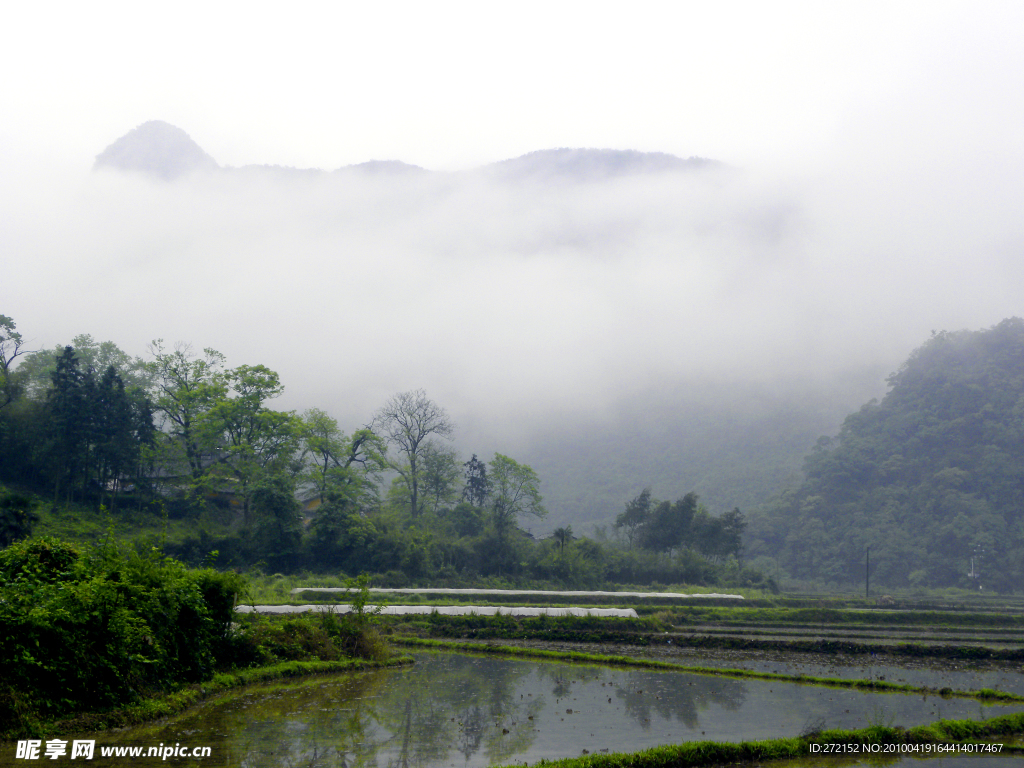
[216,589,1024,767]
[63,650,1024,768]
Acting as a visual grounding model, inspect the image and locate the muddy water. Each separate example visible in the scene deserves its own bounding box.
[53,651,1024,768]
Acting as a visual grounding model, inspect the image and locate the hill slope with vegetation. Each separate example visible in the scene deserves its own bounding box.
[747,318,1024,591]
[0,314,769,591]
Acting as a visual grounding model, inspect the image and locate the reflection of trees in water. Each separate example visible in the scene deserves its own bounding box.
[455,705,486,761]
[615,674,746,731]
[104,656,747,767]
[157,669,393,768]
[412,655,544,767]
[357,654,544,768]
[533,664,605,701]
[529,662,746,735]
[259,673,390,768]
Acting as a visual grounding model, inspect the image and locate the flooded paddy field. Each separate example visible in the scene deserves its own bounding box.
[58,651,1024,768]
[491,638,1024,698]
[180,591,1024,767]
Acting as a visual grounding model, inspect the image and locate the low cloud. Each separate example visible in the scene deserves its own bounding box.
[4,119,1023,496]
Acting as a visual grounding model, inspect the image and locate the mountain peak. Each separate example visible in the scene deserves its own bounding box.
[94,121,218,180]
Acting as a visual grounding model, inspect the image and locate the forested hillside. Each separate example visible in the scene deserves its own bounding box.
[746,318,1024,591]
[0,314,768,590]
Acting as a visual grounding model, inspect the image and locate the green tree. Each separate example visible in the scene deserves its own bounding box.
[461,453,489,507]
[640,493,698,554]
[420,441,461,514]
[147,341,228,483]
[16,341,155,505]
[207,364,300,526]
[91,365,155,508]
[0,314,28,410]
[615,488,652,549]
[44,347,91,503]
[17,334,151,401]
[249,473,303,570]
[696,507,746,560]
[300,408,385,507]
[489,453,546,538]
[372,390,454,519]
[552,525,574,557]
[309,495,380,569]
[447,501,486,538]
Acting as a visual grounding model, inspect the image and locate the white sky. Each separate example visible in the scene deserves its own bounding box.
[3,1,1015,172]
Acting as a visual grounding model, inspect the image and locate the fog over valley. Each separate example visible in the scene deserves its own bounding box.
[4,3,1023,533]
[6,114,1023,531]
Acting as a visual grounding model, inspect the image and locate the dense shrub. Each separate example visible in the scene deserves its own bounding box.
[0,536,247,729]
[0,490,39,546]
[228,576,389,665]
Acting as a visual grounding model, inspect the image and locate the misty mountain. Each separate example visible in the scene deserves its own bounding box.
[93,121,219,180]
[486,148,719,182]
[337,160,429,176]
[92,122,716,182]
[745,318,1024,591]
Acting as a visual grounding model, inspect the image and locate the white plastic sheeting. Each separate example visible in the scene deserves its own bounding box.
[238,604,639,617]
[291,587,743,600]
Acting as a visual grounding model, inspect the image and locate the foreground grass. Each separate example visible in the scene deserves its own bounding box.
[395,637,1024,705]
[2,656,412,741]
[497,714,1024,768]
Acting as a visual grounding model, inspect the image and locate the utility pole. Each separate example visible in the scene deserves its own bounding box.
[865,546,870,600]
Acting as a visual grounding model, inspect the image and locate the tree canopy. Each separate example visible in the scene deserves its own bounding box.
[0,314,768,591]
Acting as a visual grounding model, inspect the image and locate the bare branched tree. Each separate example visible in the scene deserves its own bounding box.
[372,389,454,518]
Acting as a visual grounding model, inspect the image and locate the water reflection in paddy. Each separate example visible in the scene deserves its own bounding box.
[83,652,1024,767]
[504,640,1024,698]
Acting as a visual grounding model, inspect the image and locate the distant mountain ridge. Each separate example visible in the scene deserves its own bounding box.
[487,148,718,181]
[94,121,719,181]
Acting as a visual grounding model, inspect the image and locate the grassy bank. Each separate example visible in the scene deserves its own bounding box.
[495,713,1024,768]
[386,611,661,643]
[656,605,1024,629]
